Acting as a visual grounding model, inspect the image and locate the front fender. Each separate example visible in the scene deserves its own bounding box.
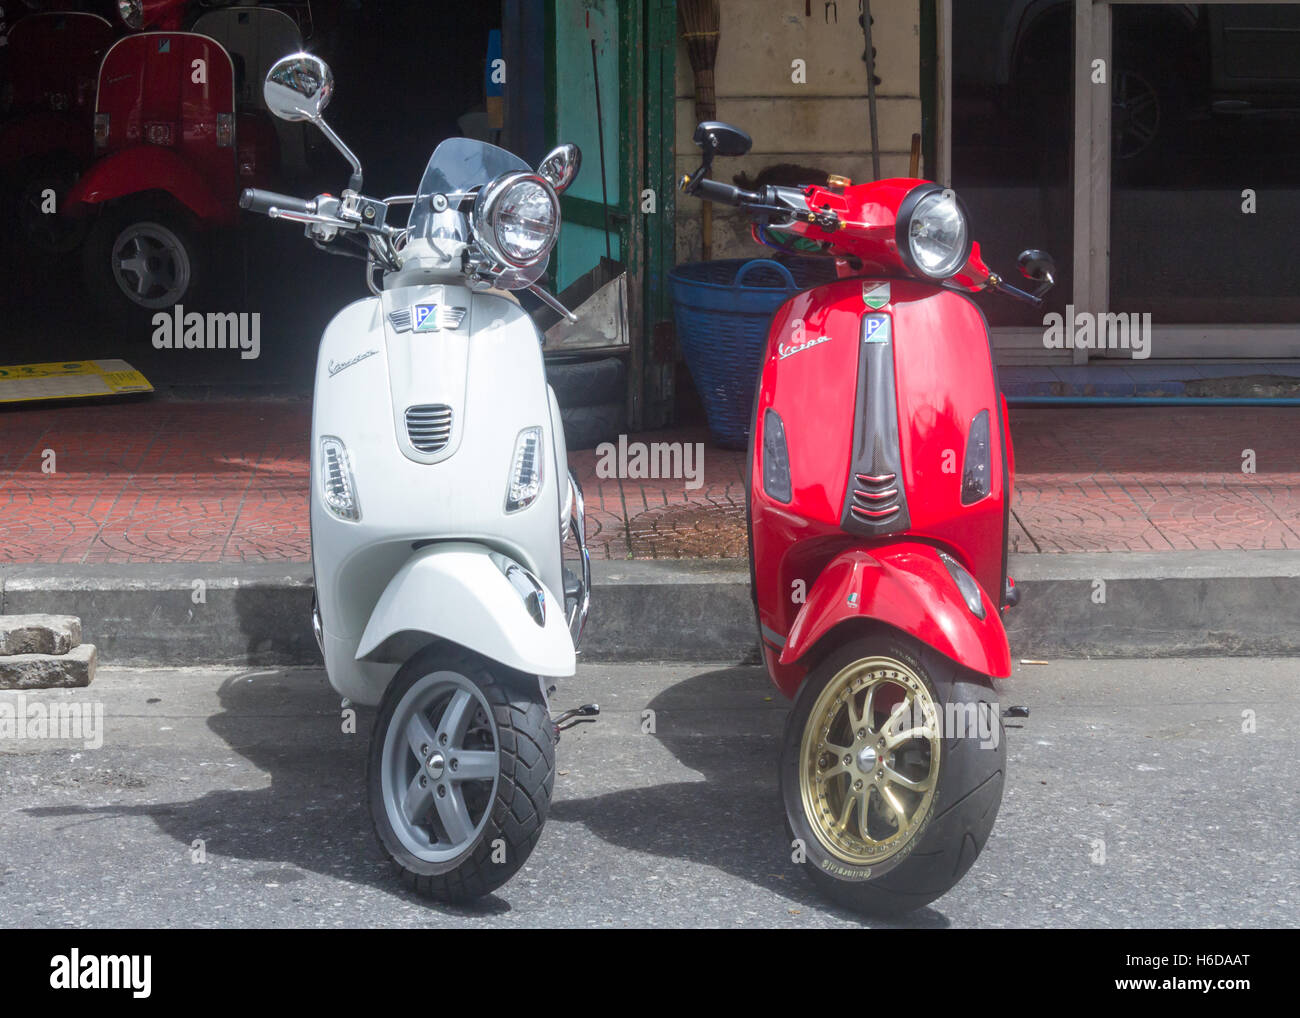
[779,542,1011,681]
[65,146,231,223]
[355,542,576,678]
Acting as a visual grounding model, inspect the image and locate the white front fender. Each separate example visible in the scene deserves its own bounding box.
[355,542,576,677]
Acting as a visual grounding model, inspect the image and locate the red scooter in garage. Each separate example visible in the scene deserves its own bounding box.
[64,7,302,314]
[0,8,115,254]
[680,122,1054,914]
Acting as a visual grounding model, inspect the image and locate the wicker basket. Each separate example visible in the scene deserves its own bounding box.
[669,257,834,448]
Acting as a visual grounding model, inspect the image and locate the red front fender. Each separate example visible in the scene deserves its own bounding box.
[778,542,1011,684]
[65,147,233,224]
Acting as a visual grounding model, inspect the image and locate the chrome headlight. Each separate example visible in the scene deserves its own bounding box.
[117,0,143,28]
[472,172,560,269]
[898,185,971,280]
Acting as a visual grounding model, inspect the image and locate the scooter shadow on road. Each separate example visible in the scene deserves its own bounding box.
[23,671,514,919]
[547,665,950,929]
[23,666,950,926]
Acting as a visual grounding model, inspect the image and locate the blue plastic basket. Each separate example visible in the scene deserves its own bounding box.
[669,257,834,448]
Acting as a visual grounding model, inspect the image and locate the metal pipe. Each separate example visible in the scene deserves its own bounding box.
[591,38,612,261]
[862,0,880,179]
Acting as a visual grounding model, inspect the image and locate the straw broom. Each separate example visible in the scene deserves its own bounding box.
[679,0,720,259]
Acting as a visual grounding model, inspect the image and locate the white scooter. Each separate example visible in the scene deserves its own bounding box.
[241,54,596,902]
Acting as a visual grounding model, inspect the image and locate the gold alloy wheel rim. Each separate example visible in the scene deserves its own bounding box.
[799,656,941,866]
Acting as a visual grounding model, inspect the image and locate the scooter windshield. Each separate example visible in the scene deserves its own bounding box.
[408,138,531,240]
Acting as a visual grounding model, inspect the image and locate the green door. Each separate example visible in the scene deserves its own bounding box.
[546,0,676,428]
[547,0,630,292]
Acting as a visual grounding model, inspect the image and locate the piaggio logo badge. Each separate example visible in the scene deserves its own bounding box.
[862,315,891,344]
[413,304,440,332]
[398,304,468,333]
[862,281,890,310]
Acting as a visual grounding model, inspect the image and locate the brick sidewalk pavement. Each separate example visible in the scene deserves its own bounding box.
[2,401,1297,564]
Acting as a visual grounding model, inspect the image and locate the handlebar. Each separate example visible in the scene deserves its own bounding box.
[989,275,1046,307]
[239,188,317,217]
[684,175,760,207]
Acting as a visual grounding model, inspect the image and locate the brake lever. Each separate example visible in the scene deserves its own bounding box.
[269,207,354,230]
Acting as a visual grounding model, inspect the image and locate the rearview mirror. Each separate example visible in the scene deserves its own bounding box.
[538,144,582,195]
[692,121,752,157]
[1017,249,1056,285]
[264,53,334,123]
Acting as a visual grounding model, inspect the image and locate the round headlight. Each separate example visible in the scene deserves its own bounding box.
[117,0,143,29]
[899,186,970,280]
[496,179,558,262]
[473,173,559,269]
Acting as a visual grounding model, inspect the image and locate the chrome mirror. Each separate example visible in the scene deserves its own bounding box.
[538,144,582,195]
[264,53,334,123]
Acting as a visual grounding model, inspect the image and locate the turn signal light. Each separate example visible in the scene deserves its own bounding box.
[505,427,544,513]
[320,437,360,521]
[762,409,793,503]
[961,409,992,505]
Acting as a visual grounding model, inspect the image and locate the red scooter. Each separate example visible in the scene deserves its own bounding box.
[65,6,302,313]
[0,8,115,254]
[681,122,1055,915]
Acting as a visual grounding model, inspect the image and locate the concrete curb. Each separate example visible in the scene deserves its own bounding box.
[2,551,1298,667]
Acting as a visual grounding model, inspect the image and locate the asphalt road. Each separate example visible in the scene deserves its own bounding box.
[0,658,1295,928]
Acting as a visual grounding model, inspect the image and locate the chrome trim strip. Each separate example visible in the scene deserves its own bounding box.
[851,504,901,519]
[760,623,787,648]
[566,470,592,650]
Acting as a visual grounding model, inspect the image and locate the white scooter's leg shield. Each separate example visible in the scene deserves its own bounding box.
[355,542,576,678]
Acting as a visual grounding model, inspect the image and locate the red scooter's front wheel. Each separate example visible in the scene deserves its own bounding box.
[780,633,1005,915]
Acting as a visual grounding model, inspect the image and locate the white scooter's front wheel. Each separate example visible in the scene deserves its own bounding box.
[368,647,555,902]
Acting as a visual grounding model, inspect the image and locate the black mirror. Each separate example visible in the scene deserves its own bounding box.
[1017,249,1056,284]
[692,121,752,157]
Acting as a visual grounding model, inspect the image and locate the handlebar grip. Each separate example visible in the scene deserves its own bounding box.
[690,177,747,206]
[239,188,316,216]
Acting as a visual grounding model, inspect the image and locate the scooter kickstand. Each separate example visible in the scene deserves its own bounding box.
[553,703,600,733]
[552,703,599,744]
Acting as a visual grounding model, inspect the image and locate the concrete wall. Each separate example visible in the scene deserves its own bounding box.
[675,0,923,263]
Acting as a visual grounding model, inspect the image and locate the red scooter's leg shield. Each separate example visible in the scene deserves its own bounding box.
[778,542,1012,680]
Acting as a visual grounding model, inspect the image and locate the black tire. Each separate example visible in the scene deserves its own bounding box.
[780,632,1005,916]
[367,646,555,903]
[546,355,626,408]
[82,199,207,322]
[7,153,90,258]
[560,401,627,450]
